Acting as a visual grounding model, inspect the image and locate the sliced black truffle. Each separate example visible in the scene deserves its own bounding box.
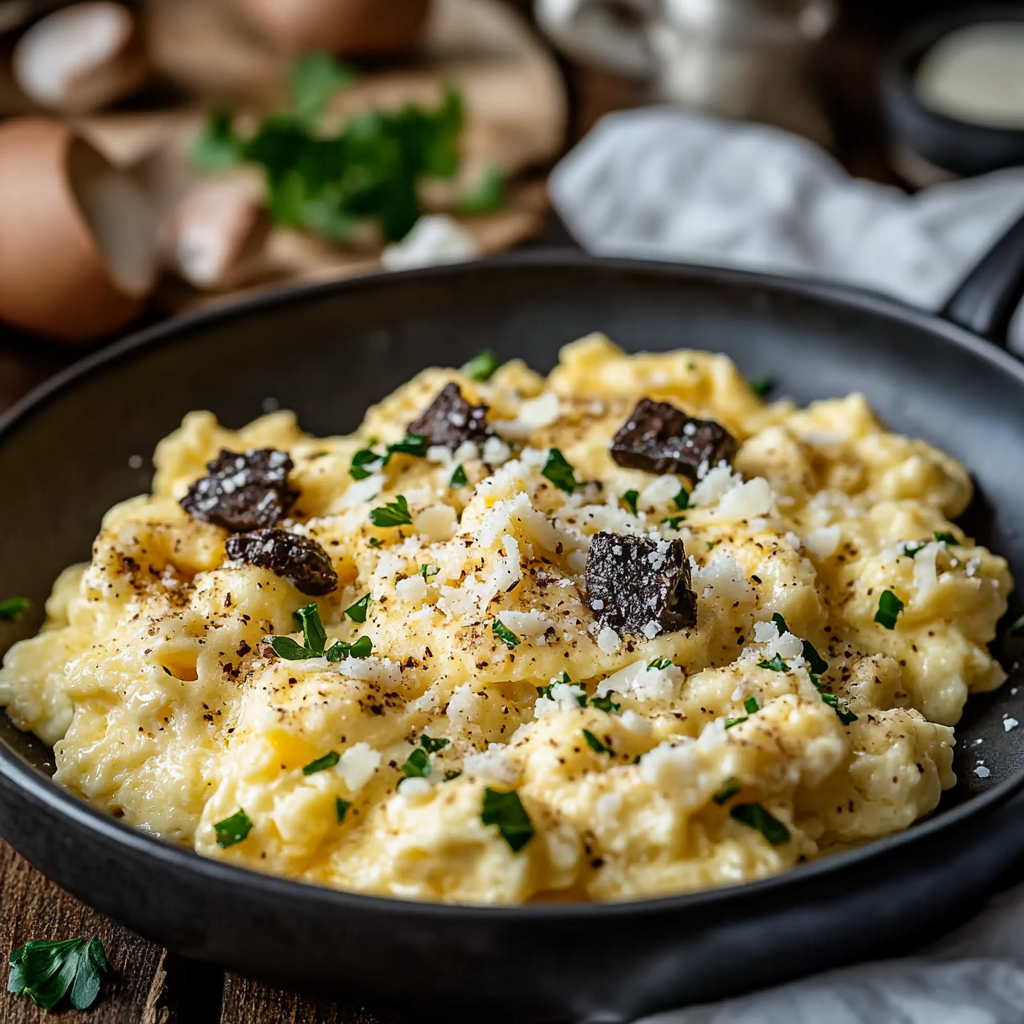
[181,449,298,532]
[225,529,338,596]
[610,398,737,480]
[407,383,491,451]
[585,532,696,637]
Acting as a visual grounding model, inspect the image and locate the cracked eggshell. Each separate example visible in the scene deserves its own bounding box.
[0,118,158,342]
[232,0,432,56]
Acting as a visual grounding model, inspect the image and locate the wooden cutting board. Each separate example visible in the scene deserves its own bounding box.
[66,0,567,312]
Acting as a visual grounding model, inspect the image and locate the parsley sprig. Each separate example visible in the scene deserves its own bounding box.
[481,788,534,851]
[874,589,904,630]
[492,619,520,649]
[541,448,579,494]
[369,494,413,528]
[730,802,790,845]
[267,603,372,661]
[8,936,109,1011]
[349,434,427,480]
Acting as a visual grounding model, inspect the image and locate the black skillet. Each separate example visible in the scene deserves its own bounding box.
[3,224,1024,1022]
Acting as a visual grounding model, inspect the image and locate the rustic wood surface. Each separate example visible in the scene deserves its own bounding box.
[0,5,932,1021]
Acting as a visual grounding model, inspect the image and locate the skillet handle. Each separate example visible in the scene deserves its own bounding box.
[942,209,1024,346]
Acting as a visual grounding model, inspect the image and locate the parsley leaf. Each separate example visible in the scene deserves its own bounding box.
[724,716,748,729]
[934,531,957,545]
[368,537,382,548]
[325,635,373,660]
[370,494,412,528]
[289,51,357,125]
[419,563,440,581]
[336,798,352,823]
[344,593,371,623]
[802,640,829,676]
[444,769,462,781]
[192,110,242,172]
[757,655,788,672]
[673,488,690,511]
[458,164,506,214]
[401,748,431,778]
[750,377,774,398]
[215,809,253,848]
[388,434,428,459]
[481,788,534,851]
[712,777,741,805]
[743,696,760,714]
[269,636,317,660]
[492,619,520,648]
[730,802,790,845]
[420,734,449,754]
[303,751,340,775]
[349,447,385,480]
[450,464,468,488]
[591,694,621,713]
[662,514,687,529]
[8,936,109,1011]
[821,692,859,725]
[295,602,327,655]
[462,349,500,382]
[874,589,904,630]
[0,596,30,622]
[541,448,579,494]
[622,489,639,516]
[582,729,613,755]
[648,658,673,671]
[771,612,789,634]
[903,541,926,558]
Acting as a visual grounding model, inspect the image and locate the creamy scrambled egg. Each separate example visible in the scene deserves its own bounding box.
[0,335,1012,903]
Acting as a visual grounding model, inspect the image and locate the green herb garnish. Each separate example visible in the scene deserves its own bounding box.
[582,729,612,755]
[874,589,904,630]
[401,748,432,778]
[622,490,639,516]
[743,696,760,714]
[270,603,367,660]
[302,751,340,775]
[903,541,926,558]
[462,349,500,382]
[370,494,412,528]
[821,692,859,725]
[662,515,687,529]
[369,537,382,548]
[673,488,690,511]
[648,658,673,671]
[0,596,30,622]
[388,434,428,458]
[419,563,440,581]
[458,164,506,214]
[444,770,463,782]
[344,593,371,623]
[591,694,621,713]
[934,531,957,545]
[481,788,534,852]
[420,734,450,754]
[268,636,316,660]
[712,777,741,805]
[295,602,327,655]
[757,655,788,672]
[724,716,748,729]
[750,377,774,398]
[541,448,579,494]
[801,640,829,676]
[450,464,468,488]
[492,619,520,649]
[325,635,373,660]
[8,936,109,1011]
[289,51,358,125]
[215,809,253,848]
[349,447,385,480]
[771,612,789,634]
[730,802,790,845]
[336,798,352,823]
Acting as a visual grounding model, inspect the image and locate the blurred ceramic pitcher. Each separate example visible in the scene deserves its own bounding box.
[535,0,837,142]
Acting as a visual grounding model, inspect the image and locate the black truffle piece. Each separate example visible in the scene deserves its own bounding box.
[181,449,298,532]
[407,383,492,451]
[585,532,696,637]
[610,398,737,480]
[225,529,338,596]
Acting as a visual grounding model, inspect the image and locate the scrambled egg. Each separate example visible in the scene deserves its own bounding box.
[0,335,1012,903]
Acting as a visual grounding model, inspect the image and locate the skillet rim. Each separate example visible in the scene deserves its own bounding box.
[1,249,1023,921]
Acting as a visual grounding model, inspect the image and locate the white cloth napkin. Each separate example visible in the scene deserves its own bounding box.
[550,107,1024,1023]
[549,108,1024,353]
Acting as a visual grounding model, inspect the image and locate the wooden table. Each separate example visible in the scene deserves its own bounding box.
[0,6,940,1021]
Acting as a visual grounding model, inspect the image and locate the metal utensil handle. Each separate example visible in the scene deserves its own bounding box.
[942,208,1024,346]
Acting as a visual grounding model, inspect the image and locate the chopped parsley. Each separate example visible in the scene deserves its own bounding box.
[368,537,382,548]
[771,612,789,634]
[388,434,428,458]
[458,164,506,214]
[662,514,687,529]
[214,809,253,848]
[724,716,748,729]
[444,770,463,781]
[712,777,741,805]
[821,692,859,725]
[492,619,520,649]
[419,563,440,581]
[541,448,579,494]
[802,640,829,676]
[903,541,927,558]
[420,734,449,754]
[401,748,431,778]
[673,488,690,510]
[582,729,613,755]
[336,798,352,823]
[706,540,718,550]
[749,377,774,398]
[730,802,791,845]
[268,636,315,660]
[349,447,385,480]
[591,694,621,713]
[295,602,327,654]
[268,604,371,661]
[450,464,468,488]
[622,489,640,516]
[934,531,957,545]
[743,696,760,714]
[462,349,500,382]
[369,494,412,527]
[8,936,109,1011]
[302,751,340,775]
[648,658,673,671]
[344,593,371,623]
[325,635,373,660]
[0,596,30,622]
[757,655,788,672]
[874,589,904,630]
[481,788,534,851]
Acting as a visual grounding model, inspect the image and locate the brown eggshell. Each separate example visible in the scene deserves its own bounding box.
[233,0,432,56]
[13,2,150,114]
[0,118,156,342]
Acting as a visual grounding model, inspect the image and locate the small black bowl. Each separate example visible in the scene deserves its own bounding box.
[882,6,1024,181]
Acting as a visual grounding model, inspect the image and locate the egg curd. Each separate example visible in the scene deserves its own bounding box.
[0,335,1012,904]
